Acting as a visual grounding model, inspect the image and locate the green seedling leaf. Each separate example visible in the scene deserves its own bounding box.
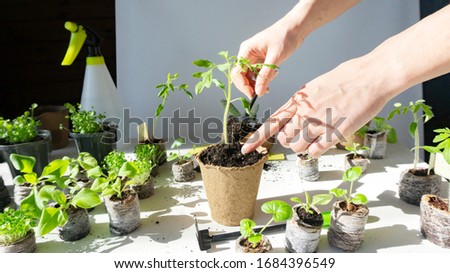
[352,193,368,205]
[9,154,36,174]
[311,194,333,206]
[220,100,241,117]
[37,207,68,236]
[19,189,41,219]
[71,188,102,209]
[261,200,293,222]
[37,185,57,205]
[118,162,138,178]
[409,122,417,139]
[387,127,397,143]
[41,159,69,179]
[51,190,67,207]
[86,166,104,179]
[239,219,255,238]
[193,59,214,68]
[23,173,38,184]
[330,188,347,198]
[171,137,185,149]
[248,233,262,247]
[91,177,109,192]
[343,166,363,182]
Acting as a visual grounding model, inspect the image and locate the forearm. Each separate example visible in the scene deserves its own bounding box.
[367,5,450,99]
[279,0,361,45]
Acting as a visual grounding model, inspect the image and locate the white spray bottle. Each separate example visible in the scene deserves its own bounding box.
[61,21,123,146]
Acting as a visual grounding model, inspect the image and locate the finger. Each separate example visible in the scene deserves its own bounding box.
[307,132,341,158]
[231,67,255,99]
[241,100,296,154]
[289,124,323,154]
[277,114,302,148]
[255,52,279,96]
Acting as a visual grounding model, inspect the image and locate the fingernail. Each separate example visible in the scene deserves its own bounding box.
[241,144,249,155]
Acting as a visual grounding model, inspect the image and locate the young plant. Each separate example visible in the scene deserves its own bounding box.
[63,152,100,182]
[153,73,192,138]
[420,128,450,165]
[192,51,278,144]
[9,154,102,236]
[93,151,147,199]
[239,200,292,248]
[388,99,434,169]
[330,166,368,211]
[0,103,39,144]
[134,143,165,167]
[290,192,333,215]
[63,102,106,134]
[167,137,192,164]
[0,208,35,245]
[345,142,369,158]
[371,116,397,144]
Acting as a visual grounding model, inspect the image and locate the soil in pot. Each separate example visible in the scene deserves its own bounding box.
[197,143,267,226]
[344,153,370,173]
[364,130,387,159]
[0,230,36,253]
[399,168,441,206]
[58,206,90,241]
[420,194,450,248]
[132,177,155,199]
[296,154,319,182]
[235,235,272,253]
[105,191,140,235]
[227,117,274,151]
[172,160,195,182]
[327,201,369,252]
[285,205,323,253]
[0,176,11,212]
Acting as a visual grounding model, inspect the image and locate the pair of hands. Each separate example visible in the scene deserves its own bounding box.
[233,26,388,157]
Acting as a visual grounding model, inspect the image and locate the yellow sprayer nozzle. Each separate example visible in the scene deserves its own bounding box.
[61,21,87,66]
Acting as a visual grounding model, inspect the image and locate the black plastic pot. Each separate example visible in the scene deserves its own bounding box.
[70,123,117,164]
[0,130,51,177]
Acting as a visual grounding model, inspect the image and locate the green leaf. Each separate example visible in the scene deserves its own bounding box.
[311,194,333,206]
[343,166,362,182]
[23,173,38,184]
[194,81,205,95]
[51,190,67,207]
[240,219,256,237]
[211,79,225,90]
[19,189,41,219]
[155,104,164,117]
[91,177,109,192]
[248,233,262,246]
[71,188,102,209]
[171,137,185,149]
[183,90,193,99]
[261,200,293,222]
[37,207,68,236]
[13,175,26,185]
[418,145,441,154]
[433,133,449,143]
[118,162,138,178]
[218,51,229,59]
[387,127,397,144]
[352,193,368,205]
[330,188,347,198]
[290,197,301,204]
[192,59,214,68]
[443,147,450,164]
[217,63,231,72]
[409,122,417,139]
[9,154,36,173]
[86,166,103,179]
[393,102,402,108]
[192,72,202,78]
[167,153,179,162]
[220,100,241,117]
[41,159,69,179]
[37,185,57,205]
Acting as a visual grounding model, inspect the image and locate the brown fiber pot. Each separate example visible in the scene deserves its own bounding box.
[420,194,450,248]
[197,147,268,226]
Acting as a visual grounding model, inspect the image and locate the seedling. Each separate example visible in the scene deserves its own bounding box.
[330,166,368,212]
[388,100,434,169]
[239,200,292,248]
[62,103,106,134]
[345,143,369,158]
[167,137,192,164]
[290,192,333,215]
[0,103,39,144]
[0,207,35,245]
[221,96,259,120]
[134,143,165,167]
[192,51,278,144]
[9,153,102,236]
[153,73,192,138]
[420,128,450,165]
[63,152,100,182]
[370,116,397,143]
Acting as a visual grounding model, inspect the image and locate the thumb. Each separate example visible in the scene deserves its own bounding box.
[255,53,279,96]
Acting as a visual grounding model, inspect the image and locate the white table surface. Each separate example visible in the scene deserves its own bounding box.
[1,140,449,253]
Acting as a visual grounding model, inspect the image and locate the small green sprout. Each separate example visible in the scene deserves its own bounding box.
[167,137,192,164]
[330,166,367,212]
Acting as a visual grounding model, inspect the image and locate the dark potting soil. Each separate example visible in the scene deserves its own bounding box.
[296,206,323,227]
[109,190,135,203]
[199,143,264,167]
[409,168,434,176]
[297,153,313,161]
[428,196,449,211]
[226,117,261,143]
[346,153,367,160]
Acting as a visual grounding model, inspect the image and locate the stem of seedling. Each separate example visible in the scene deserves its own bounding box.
[222,64,233,144]
[413,111,419,170]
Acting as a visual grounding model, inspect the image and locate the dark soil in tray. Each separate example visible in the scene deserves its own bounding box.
[199,143,264,167]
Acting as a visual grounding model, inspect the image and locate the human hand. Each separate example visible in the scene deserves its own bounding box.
[232,17,304,99]
[241,57,395,157]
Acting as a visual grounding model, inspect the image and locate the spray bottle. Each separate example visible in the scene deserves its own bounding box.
[61,21,123,129]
